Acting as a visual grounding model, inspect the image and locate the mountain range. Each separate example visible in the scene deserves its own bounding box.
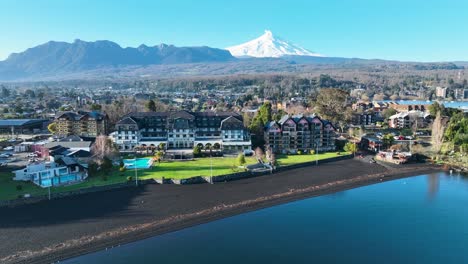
[0,31,465,81]
[0,39,234,80]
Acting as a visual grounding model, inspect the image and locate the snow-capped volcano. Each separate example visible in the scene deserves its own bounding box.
[226,30,322,58]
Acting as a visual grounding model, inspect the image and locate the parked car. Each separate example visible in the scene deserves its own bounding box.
[27,153,38,157]
[0,154,8,159]
[3,146,14,151]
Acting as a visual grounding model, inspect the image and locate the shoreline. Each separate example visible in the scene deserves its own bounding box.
[0,160,441,264]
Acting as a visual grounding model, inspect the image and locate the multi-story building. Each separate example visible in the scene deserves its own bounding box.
[110,110,251,153]
[388,110,432,129]
[351,112,383,127]
[55,111,108,137]
[436,87,447,98]
[454,89,468,100]
[388,102,426,112]
[264,114,337,154]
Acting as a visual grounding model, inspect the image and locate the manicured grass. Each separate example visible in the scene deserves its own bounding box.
[0,169,130,201]
[0,152,349,201]
[0,171,46,201]
[130,156,257,180]
[276,152,350,166]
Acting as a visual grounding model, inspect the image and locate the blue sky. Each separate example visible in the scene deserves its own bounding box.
[1,0,467,61]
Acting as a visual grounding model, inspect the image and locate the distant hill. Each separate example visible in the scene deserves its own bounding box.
[0,39,464,81]
[0,39,234,80]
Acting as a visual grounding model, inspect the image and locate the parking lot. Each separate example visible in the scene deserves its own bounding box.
[0,151,38,170]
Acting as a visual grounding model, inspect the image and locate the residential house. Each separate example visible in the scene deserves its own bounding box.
[13,157,88,188]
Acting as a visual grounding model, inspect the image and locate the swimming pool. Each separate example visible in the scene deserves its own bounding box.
[36,174,83,188]
[123,158,153,169]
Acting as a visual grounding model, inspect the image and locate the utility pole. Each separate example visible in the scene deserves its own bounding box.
[316,140,319,166]
[210,151,213,184]
[135,157,138,186]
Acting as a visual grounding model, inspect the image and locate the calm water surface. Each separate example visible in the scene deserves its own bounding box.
[64,173,468,264]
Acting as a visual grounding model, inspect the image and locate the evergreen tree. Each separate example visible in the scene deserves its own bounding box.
[146,99,157,112]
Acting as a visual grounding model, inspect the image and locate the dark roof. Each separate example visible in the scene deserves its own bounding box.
[66,149,91,158]
[56,112,82,121]
[220,116,244,130]
[80,111,107,121]
[45,141,92,149]
[265,121,280,130]
[116,117,138,125]
[57,156,79,166]
[58,135,84,142]
[49,146,70,156]
[0,119,48,128]
[125,110,241,119]
[56,111,106,121]
[278,115,291,124]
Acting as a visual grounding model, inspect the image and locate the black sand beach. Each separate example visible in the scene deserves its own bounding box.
[0,159,439,264]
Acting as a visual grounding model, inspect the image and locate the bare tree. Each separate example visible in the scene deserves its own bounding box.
[254,147,264,162]
[431,112,445,153]
[91,135,118,164]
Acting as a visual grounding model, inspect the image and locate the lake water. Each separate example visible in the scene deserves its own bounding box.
[378,100,468,111]
[63,173,468,264]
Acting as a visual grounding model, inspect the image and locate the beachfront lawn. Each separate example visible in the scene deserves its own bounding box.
[0,169,131,201]
[0,171,46,201]
[276,152,350,166]
[129,156,258,180]
[0,152,350,201]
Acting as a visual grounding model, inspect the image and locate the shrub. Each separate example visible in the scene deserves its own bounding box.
[126,176,133,182]
[119,166,126,172]
[310,149,315,155]
[236,153,246,166]
[297,150,302,155]
[101,157,113,173]
[16,185,23,191]
[193,146,202,157]
[119,161,124,168]
[88,162,99,176]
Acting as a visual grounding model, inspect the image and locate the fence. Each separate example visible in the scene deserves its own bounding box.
[0,179,154,208]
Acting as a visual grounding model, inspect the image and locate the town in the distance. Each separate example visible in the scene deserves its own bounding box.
[0,70,467,195]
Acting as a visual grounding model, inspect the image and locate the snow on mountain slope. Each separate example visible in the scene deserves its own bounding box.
[226,30,322,58]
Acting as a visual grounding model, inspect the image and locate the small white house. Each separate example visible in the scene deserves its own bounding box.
[13,159,87,187]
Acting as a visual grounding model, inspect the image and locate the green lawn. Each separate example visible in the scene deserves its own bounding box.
[0,169,130,201]
[276,152,350,166]
[0,152,349,201]
[130,156,257,180]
